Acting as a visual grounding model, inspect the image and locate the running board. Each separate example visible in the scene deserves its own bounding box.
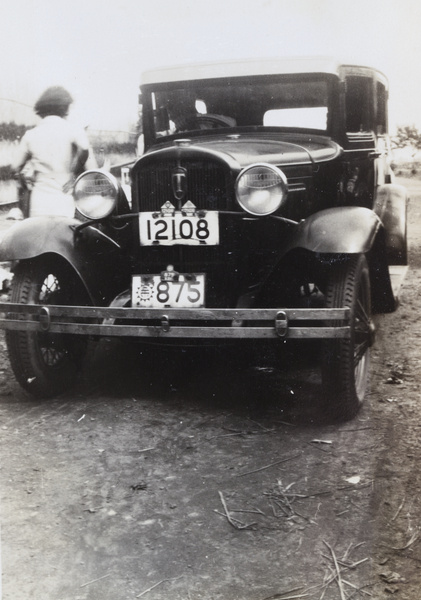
[389,265,408,298]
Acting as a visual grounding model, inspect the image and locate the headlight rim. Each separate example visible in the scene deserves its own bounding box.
[73,169,119,220]
[235,162,288,216]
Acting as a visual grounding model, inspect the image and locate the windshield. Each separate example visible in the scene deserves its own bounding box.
[144,76,331,140]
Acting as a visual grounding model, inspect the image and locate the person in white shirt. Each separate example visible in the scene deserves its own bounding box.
[12,86,90,218]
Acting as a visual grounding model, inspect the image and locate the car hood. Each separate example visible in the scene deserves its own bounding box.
[147,132,343,169]
[194,133,342,167]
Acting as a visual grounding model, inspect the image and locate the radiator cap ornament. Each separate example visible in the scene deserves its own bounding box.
[171,166,187,201]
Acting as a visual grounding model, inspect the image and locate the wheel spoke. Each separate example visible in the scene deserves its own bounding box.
[354,340,369,367]
[357,298,370,327]
[40,274,61,302]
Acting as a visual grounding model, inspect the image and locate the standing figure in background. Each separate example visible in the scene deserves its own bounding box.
[12,86,90,218]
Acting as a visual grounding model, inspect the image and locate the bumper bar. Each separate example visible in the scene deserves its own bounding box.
[0,302,350,339]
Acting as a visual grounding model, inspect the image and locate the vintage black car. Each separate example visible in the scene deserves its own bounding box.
[0,57,408,420]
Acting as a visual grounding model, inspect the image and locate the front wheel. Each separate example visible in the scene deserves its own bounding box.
[6,259,88,398]
[321,255,374,421]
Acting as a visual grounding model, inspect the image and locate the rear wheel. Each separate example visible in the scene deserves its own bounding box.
[6,259,88,398]
[321,254,374,421]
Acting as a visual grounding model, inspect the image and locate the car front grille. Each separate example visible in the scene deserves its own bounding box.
[136,159,232,212]
[133,157,247,307]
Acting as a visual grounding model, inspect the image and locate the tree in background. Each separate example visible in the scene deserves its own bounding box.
[391,126,421,175]
[392,125,421,151]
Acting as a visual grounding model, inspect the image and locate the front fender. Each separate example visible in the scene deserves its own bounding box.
[0,217,81,261]
[0,217,129,305]
[286,206,382,255]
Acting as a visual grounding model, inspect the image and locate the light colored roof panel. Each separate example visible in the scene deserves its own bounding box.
[141,56,344,85]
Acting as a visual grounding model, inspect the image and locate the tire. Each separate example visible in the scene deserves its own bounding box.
[321,255,374,421]
[6,259,88,398]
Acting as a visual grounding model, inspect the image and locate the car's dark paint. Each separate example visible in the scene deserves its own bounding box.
[0,217,131,305]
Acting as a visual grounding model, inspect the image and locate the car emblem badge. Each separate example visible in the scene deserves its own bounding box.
[160,201,175,216]
[181,200,196,216]
[171,167,187,201]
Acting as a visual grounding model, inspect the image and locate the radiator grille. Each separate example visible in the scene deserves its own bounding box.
[136,159,231,211]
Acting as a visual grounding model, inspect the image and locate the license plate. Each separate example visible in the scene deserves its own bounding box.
[132,274,205,308]
[139,211,219,246]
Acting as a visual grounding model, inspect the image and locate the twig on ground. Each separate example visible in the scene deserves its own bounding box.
[306,442,332,454]
[208,432,248,439]
[340,427,373,432]
[318,541,370,599]
[218,491,256,529]
[214,509,254,528]
[237,454,301,477]
[391,496,406,521]
[136,575,183,598]
[323,541,346,600]
[389,531,419,550]
[341,579,373,596]
[247,418,275,432]
[80,573,110,588]
[229,507,266,515]
[259,588,309,600]
[264,594,310,599]
[346,582,374,598]
[323,540,345,600]
[321,554,369,571]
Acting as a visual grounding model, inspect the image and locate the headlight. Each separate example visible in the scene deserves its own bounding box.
[73,171,119,219]
[235,163,288,216]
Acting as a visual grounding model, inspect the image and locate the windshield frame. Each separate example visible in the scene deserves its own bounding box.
[141,72,339,150]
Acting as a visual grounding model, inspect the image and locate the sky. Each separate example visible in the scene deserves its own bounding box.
[1,0,421,134]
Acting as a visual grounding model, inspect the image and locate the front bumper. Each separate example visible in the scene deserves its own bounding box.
[0,303,350,339]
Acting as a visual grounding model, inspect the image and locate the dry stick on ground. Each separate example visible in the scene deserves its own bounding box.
[321,554,369,571]
[259,588,310,600]
[319,543,370,599]
[319,566,343,600]
[341,579,373,597]
[136,575,183,598]
[237,454,301,477]
[218,491,257,530]
[323,542,346,600]
[391,496,406,521]
[80,573,110,588]
[214,509,253,528]
[264,486,317,523]
[229,507,266,516]
[329,550,346,600]
[247,418,275,432]
[389,530,419,550]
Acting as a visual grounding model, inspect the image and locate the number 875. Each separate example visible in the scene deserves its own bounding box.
[156,280,201,304]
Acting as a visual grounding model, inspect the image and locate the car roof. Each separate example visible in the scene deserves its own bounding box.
[141,57,387,85]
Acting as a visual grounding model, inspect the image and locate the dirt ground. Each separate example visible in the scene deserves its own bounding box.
[0,177,420,600]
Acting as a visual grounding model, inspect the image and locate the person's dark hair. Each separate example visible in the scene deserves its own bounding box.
[34,86,74,118]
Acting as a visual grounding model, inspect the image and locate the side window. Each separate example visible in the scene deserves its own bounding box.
[345,76,373,132]
[376,81,387,134]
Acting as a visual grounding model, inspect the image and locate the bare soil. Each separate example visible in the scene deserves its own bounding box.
[0,177,420,600]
